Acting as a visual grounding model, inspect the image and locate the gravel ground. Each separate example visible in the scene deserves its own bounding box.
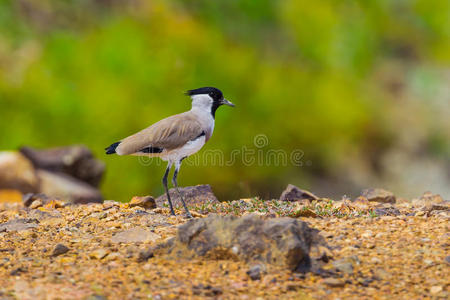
[0,195,448,299]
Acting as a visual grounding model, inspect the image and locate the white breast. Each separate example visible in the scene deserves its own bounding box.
[190,103,215,141]
[160,136,206,162]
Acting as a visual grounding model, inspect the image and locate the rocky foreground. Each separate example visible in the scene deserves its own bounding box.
[0,190,449,299]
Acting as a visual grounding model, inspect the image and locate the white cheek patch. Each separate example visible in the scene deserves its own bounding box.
[192,94,214,110]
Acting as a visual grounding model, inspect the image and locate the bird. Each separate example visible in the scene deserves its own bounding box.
[105,87,234,218]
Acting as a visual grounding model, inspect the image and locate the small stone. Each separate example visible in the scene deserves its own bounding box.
[374,268,390,280]
[323,278,345,287]
[129,196,156,209]
[29,199,43,209]
[45,200,66,209]
[361,188,396,204]
[90,249,109,260]
[138,249,154,262]
[375,207,400,216]
[357,277,373,287]
[247,264,265,280]
[361,230,373,238]
[280,184,319,202]
[430,286,442,294]
[332,258,354,274]
[415,211,426,217]
[423,259,433,266]
[211,286,223,295]
[445,256,450,265]
[375,232,385,238]
[51,244,69,256]
[105,252,121,261]
[370,257,381,264]
[10,267,27,276]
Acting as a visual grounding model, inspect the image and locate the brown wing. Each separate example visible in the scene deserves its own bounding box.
[116,112,204,155]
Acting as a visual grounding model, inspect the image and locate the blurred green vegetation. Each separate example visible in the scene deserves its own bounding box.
[0,0,449,200]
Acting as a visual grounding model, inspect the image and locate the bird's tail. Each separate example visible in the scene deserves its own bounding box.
[105,142,120,155]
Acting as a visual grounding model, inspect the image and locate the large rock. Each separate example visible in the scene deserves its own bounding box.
[156,184,219,208]
[152,214,325,272]
[0,152,39,193]
[280,184,319,202]
[20,146,105,187]
[37,170,102,204]
[361,188,396,204]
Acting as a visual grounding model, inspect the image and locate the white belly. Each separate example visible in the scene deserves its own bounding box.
[160,136,206,162]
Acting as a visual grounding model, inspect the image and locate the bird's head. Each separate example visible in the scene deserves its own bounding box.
[186,87,234,118]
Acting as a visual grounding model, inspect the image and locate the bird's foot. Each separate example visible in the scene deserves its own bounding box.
[185,212,193,219]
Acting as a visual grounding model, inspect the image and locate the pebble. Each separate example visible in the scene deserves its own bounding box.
[332,258,354,274]
[138,249,154,262]
[374,268,390,280]
[361,188,396,203]
[90,249,109,260]
[423,259,433,266]
[105,252,121,261]
[323,278,345,287]
[430,286,442,294]
[129,196,156,209]
[370,257,381,264]
[29,200,43,209]
[361,231,373,238]
[246,264,265,280]
[51,244,69,256]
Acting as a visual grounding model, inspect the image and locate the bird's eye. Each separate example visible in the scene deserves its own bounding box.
[209,92,214,97]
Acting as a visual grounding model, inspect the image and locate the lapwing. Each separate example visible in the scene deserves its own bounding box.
[105,87,234,218]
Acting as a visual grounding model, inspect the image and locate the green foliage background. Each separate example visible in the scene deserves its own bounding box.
[0,0,449,201]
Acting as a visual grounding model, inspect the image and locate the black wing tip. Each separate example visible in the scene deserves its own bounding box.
[105,142,120,155]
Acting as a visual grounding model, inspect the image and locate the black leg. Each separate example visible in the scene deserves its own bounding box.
[172,160,192,218]
[162,162,175,216]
